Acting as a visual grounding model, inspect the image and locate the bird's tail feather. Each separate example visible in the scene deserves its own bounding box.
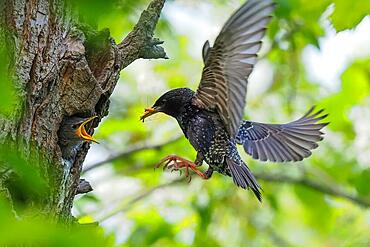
[226,158,262,201]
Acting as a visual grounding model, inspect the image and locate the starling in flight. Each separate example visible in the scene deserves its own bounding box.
[140,0,328,201]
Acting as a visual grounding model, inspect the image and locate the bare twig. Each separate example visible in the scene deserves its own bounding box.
[82,135,182,173]
[119,0,168,69]
[94,170,369,222]
[76,179,93,195]
[96,170,370,222]
[98,178,184,222]
[84,135,369,208]
[255,172,370,208]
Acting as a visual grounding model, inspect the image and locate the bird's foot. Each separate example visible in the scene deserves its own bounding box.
[155,155,206,182]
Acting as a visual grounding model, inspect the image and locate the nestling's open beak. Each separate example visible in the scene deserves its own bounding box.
[75,116,99,143]
[140,107,158,122]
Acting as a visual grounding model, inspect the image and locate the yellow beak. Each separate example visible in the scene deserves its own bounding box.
[75,116,99,144]
[140,107,158,122]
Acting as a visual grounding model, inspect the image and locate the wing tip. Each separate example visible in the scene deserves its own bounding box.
[238,106,330,163]
[299,106,330,126]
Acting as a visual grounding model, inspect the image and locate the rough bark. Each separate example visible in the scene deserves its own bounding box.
[0,0,166,222]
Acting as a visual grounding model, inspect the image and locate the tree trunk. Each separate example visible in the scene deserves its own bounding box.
[0,0,166,222]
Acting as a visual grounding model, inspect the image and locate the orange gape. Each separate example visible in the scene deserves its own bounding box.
[75,116,99,143]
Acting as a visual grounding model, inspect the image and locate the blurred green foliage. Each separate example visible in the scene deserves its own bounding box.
[1,0,370,246]
[320,60,370,136]
[331,0,370,31]
[0,140,114,245]
[0,198,113,246]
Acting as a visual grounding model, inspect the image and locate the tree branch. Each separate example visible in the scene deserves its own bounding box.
[98,178,183,222]
[118,0,168,69]
[92,171,370,221]
[97,170,370,222]
[83,135,369,208]
[254,172,370,207]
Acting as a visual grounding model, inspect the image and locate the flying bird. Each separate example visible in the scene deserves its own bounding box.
[140,0,328,201]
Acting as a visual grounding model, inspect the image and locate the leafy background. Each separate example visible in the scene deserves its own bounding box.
[1,0,370,246]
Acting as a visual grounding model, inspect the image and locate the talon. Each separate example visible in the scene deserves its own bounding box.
[155,156,171,169]
[154,155,206,181]
[185,167,189,177]
[75,116,99,143]
[163,160,171,170]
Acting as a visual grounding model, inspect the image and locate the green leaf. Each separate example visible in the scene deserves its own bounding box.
[0,207,114,247]
[331,0,370,31]
[319,60,370,136]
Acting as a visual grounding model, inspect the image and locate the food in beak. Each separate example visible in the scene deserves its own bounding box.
[140,107,157,122]
[75,116,99,143]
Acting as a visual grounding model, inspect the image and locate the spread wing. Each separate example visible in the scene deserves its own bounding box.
[192,0,275,138]
[236,107,329,162]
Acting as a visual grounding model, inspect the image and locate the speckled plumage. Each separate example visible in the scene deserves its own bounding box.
[147,88,328,201]
[151,88,262,200]
[142,0,328,201]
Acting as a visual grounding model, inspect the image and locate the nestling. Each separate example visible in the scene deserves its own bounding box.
[58,116,99,159]
[141,0,328,201]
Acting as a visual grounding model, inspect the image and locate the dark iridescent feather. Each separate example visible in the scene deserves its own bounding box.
[193,0,276,137]
[236,107,329,162]
[142,0,329,202]
[227,146,262,201]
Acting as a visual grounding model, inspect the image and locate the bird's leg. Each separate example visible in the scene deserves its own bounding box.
[194,153,213,179]
[195,152,204,167]
[193,152,212,180]
[155,154,207,182]
[203,167,213,179]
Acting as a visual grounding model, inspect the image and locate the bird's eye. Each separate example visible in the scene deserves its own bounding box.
[72,124,79,129]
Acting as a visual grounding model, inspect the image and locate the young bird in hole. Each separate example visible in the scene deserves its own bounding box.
[58,116,99,159]
[140,0,328,201]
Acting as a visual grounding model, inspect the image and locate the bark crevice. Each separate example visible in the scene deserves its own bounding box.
[0,0,167,222]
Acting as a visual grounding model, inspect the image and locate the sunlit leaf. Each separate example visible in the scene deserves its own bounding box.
[331,1,370,31]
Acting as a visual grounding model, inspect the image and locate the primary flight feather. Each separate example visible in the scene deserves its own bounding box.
[141,0,328,201]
